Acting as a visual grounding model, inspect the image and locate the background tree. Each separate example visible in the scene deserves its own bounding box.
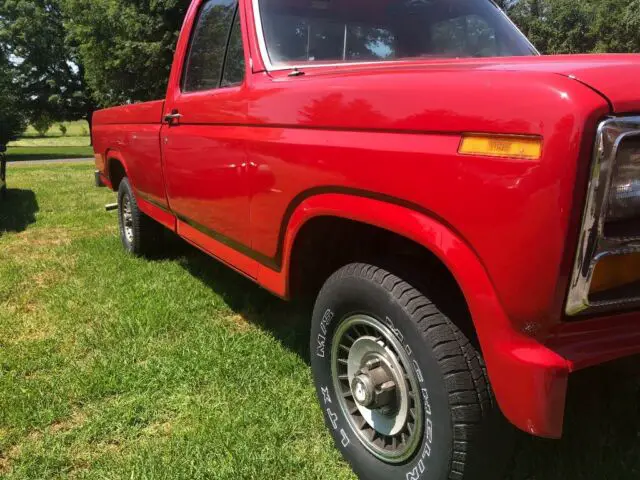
[508,0,640,54]
[62,0,189,107]
[0,50,26,146]
[32,113,55,138]
[591,0,640,53]
[0,0,95,132]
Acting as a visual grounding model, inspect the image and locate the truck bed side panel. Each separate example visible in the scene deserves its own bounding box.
[93,100,165,125]
[93,101,168,208]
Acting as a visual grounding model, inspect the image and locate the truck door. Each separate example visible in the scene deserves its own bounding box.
[161,0,253,270]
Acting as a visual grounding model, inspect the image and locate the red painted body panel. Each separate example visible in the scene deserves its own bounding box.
[137,197,176,232]
[93,100,165,125]
[161,89,252,247]
[242,73,609,333]
[178,220,259,278]
[93,125,168,208]
[548,312,640,372]
[461,53,640,113]
[91,0,640,439]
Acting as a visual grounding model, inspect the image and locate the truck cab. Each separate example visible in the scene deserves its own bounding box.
[92,1,640,478]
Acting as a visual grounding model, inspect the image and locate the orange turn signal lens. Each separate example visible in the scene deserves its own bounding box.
[459,134,543,160]
[590,253,640,295]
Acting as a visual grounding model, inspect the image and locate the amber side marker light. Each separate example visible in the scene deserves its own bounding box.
[459,134,543,160]
[590,253,640,295]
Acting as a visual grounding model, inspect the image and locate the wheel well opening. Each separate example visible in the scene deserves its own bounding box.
[289,216,478,346]
[108,159,126,191]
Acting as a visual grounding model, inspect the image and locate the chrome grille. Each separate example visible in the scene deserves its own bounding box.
[566,116,640,316]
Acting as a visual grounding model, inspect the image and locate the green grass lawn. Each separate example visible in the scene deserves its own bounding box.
[20,121,90,139]
[6,121,92,162]
[10,137,91,149]
[0,164,638,479]
[6,146,94,162]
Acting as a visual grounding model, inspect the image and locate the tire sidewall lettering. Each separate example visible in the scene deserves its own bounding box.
[316,308,335,358]
[315,306,436,479]
[317,308,353,450]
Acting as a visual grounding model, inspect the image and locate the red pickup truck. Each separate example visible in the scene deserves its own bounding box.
[92,0,640,478]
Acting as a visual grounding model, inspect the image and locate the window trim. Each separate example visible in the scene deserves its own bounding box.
[220,4,246,88]
[181,0,240,94]
[250,0,539,72]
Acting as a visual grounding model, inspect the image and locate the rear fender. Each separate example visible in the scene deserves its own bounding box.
[104,149,129,191]
[103,149,175,231]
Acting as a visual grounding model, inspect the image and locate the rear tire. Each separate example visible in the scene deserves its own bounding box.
[117,178,164,256]
[310,263,512,480]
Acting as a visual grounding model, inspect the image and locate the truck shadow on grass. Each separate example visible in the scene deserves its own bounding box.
[170,238,639,480]
[0,189,39,236]
[171,237,312,361]
[508,358,640,479]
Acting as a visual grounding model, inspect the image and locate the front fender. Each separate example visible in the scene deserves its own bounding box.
[259,193,570,438]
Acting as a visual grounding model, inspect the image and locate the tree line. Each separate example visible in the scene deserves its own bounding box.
[0,0,187,144]
[499,0,640,54]
[1,0,639,145]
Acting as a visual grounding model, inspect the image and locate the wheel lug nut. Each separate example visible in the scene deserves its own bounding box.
[377,380,396,394]
[365,358,381,369]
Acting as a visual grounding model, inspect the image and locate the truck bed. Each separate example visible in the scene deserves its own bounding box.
[93,100,168,209]
[93,100,165,125]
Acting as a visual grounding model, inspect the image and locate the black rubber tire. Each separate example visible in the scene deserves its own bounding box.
[117,178,164,256]
[310,263,511,480]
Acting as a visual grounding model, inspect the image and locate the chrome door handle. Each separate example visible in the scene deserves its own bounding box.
[164,111,183,123]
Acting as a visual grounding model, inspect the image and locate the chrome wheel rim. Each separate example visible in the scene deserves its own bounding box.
[121,194,134,244]
[331,314,423,464]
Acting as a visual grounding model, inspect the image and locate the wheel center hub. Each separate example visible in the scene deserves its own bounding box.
[331,317,424,464]
[352,376,372,406]
[342,337,413,438]
[351,358,397,410]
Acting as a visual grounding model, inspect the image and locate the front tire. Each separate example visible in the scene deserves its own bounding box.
[310,263,509,480]
[117,178,164,256]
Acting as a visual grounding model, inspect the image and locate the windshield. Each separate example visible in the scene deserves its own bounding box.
[256,0,537,68]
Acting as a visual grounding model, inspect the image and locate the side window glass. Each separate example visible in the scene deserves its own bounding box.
[221,9,245,87]
[183,0,236,92]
